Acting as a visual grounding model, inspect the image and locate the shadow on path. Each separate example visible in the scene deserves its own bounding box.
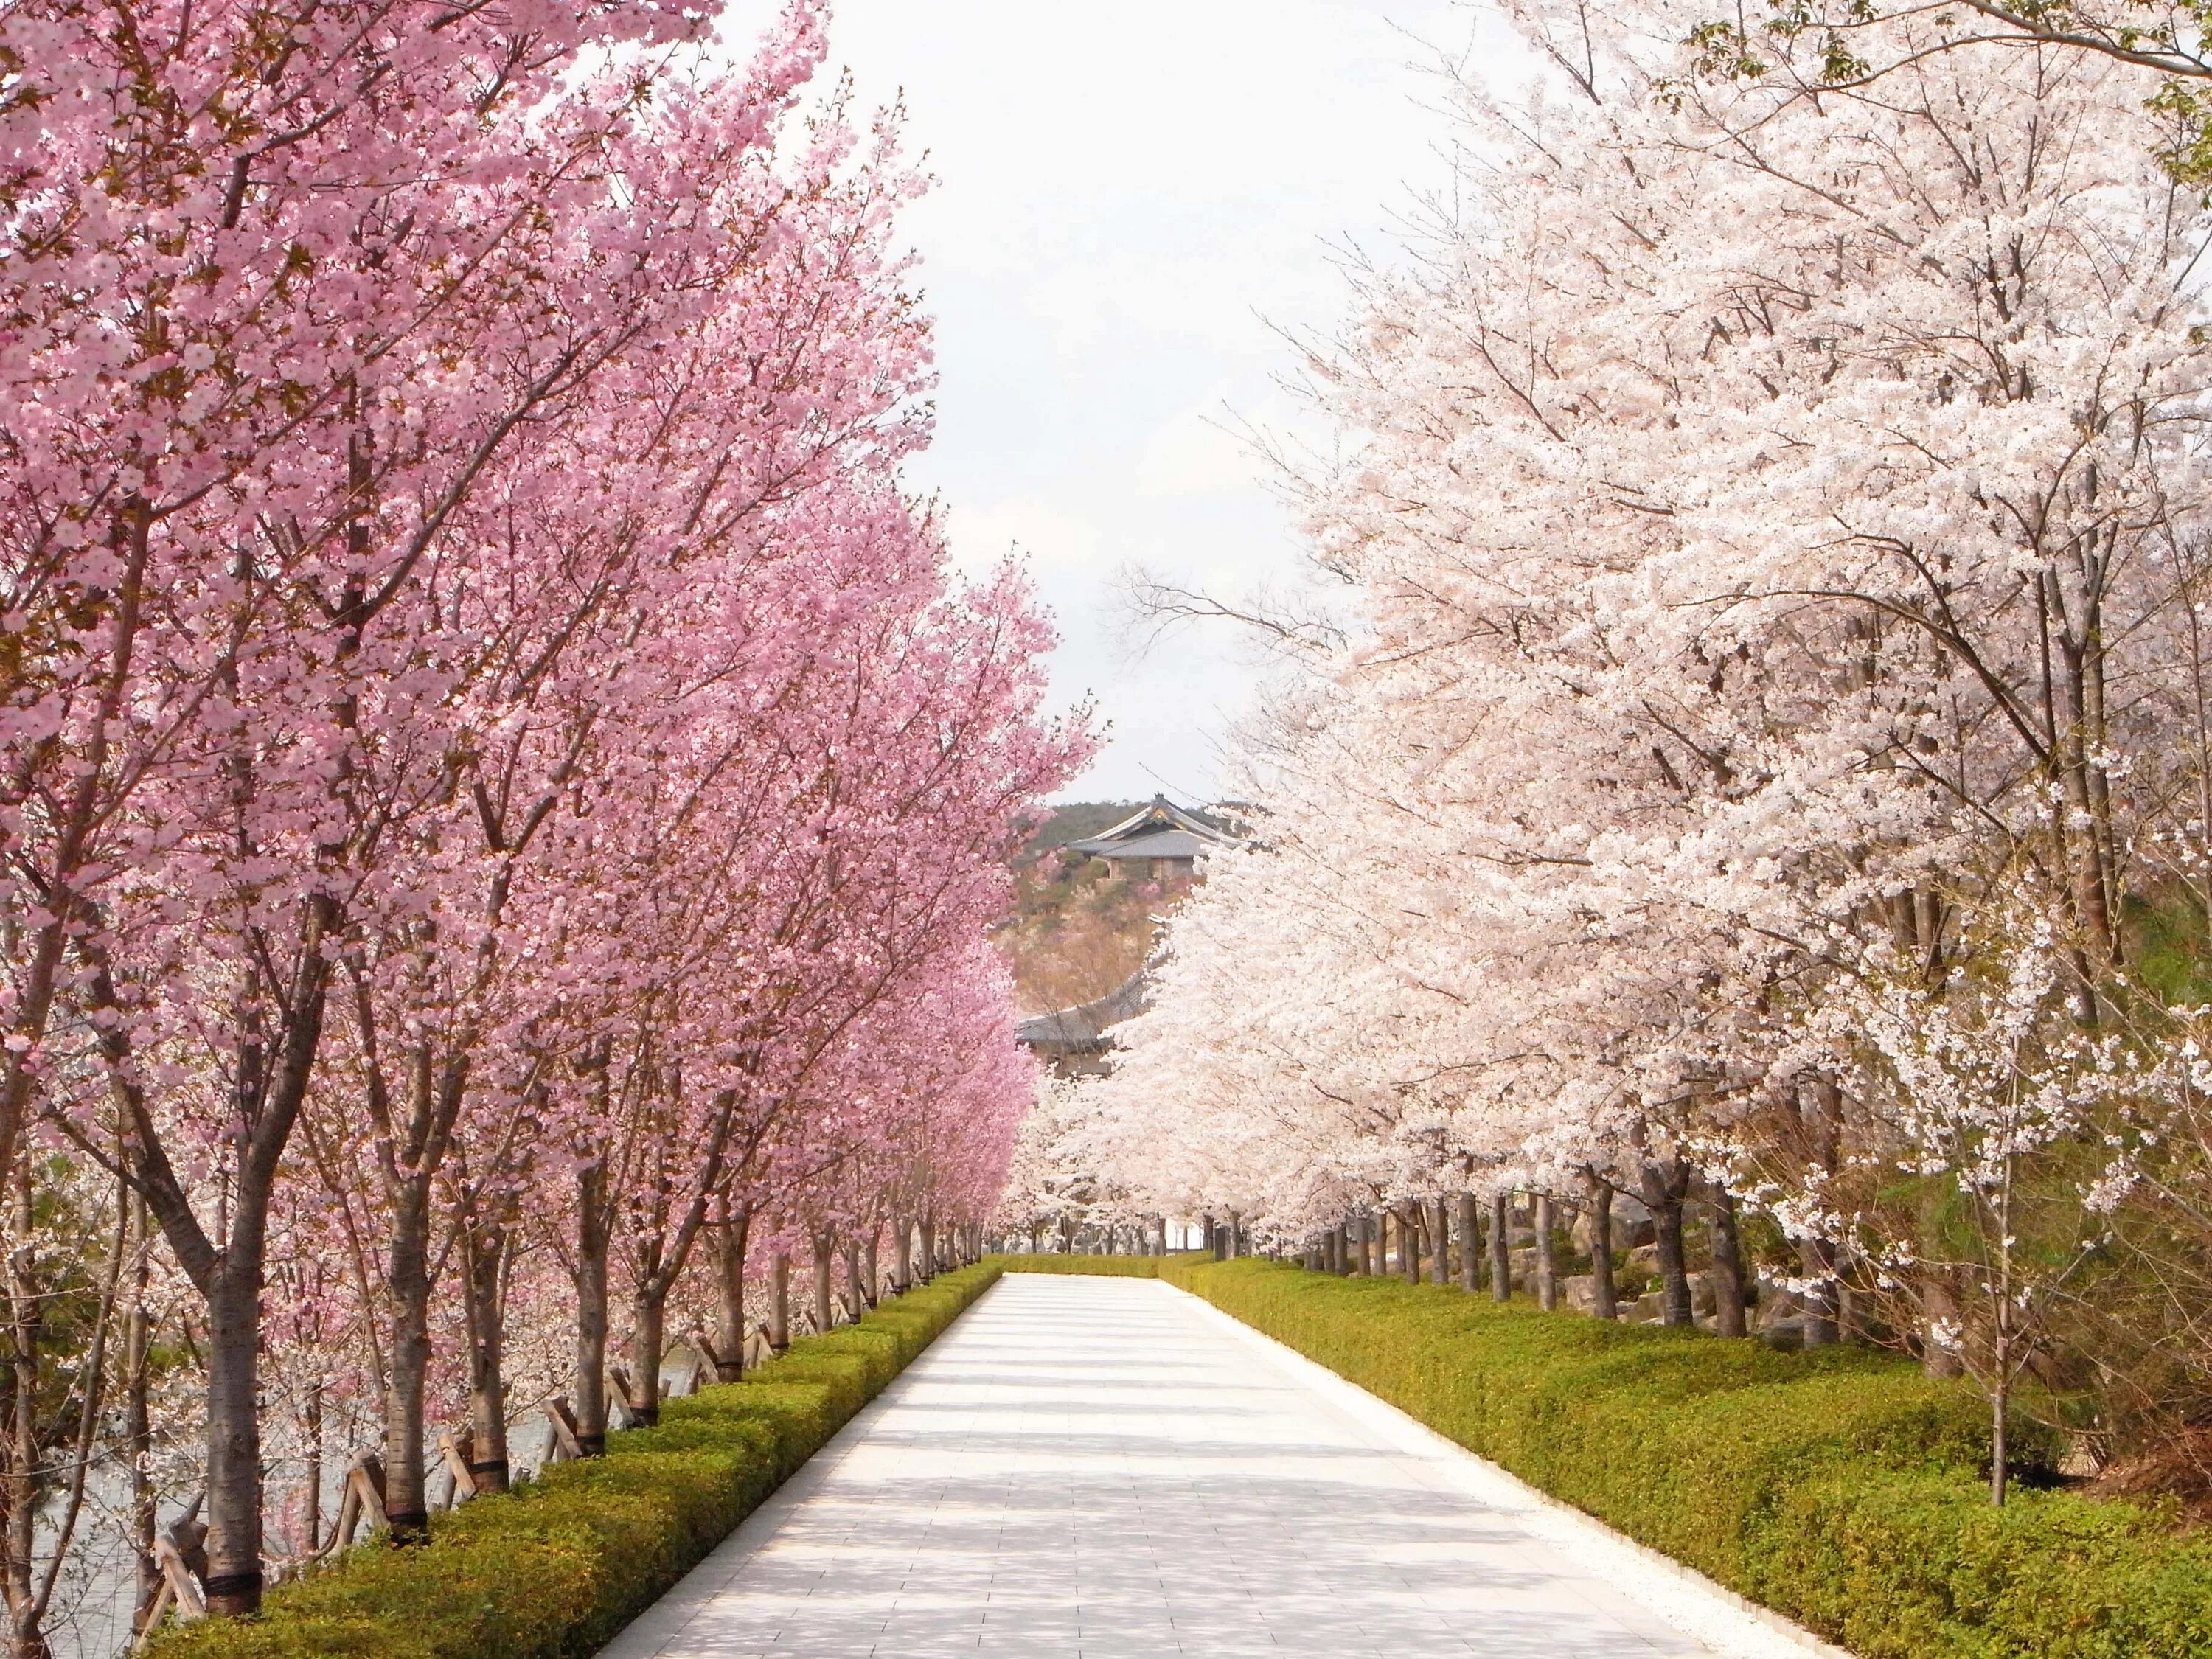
[598,1275,1715,1659]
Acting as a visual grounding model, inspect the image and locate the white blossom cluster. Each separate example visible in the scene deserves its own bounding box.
[1018,0,2212,1410]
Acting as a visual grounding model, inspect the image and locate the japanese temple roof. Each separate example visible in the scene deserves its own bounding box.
[1073,827,1220,862]
[1067,796,1242,862]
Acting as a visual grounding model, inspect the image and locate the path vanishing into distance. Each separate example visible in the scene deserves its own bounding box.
[601,1275,1839,1659]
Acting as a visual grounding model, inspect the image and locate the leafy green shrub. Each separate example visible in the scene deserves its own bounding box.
[1159,1258,2207,1658]
[1753,1471,2212,1658]
[991,1251,1210,1276]
[148,1262,1001,1659]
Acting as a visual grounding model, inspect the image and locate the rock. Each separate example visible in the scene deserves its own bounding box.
[1624,1290,1669,1324]
[1564,1273,1634,1318]
[1615,1192,1658,1247]
[1571,1194,1657,1251]
[1614,1279,1714,1325]
[1753,1282,1798,1335]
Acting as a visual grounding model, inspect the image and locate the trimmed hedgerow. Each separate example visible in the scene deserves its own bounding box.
[145,1262,1001,1659]
[1159,1256,2212,1659]
[992,1251,1209,1277]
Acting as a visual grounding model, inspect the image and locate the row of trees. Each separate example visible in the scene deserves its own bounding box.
[1012,0,2212,1503]
[0,0,1076,1649]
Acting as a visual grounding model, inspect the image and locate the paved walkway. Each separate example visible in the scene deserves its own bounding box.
[602,1275,1826,1659]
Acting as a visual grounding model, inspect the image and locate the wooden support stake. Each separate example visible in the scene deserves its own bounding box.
[131,1537,207,1651]
[543,1396,585,1461]
[689,1325,729,1380]
[743,1322,776,1369]
[346,1456,389,1539]
[439,1430,480,1505]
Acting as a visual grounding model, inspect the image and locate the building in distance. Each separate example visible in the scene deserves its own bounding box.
[1015,797,1248,1077]
[1065,796,1243,887]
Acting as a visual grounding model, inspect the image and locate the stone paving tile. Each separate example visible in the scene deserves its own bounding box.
[600,1276,1719,1659]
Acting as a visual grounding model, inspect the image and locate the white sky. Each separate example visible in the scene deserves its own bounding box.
[757,1,1516,801]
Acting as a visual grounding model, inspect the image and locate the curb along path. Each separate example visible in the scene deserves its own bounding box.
[600,1274,1843,1659]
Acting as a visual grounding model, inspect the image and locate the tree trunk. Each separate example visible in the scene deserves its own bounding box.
[126,1208,157,1628]
[382,1270,433,1540]
[1921,1267,1965,1378]
[713,1201,749,1382]
[6,1160,46,1658]
[1992,1375,2010,1506]
[128,1318,157,1628]
[1799,1237,1840,1348]
[811,1231,835,1334]
[459,1218,511,1492]
[1797,1080,1843,1348]
[380,1177,437,1540]
[1585,1173,1617,1321]
[1455,1194,1478,1292]
[1489,1194,1512,1301]
[203,1265,266,1615]
[1535,1195,1559,1311]
[628,1286,666,1428]
[1430,1198,1450,1286]
[1641,1164,1694,1328]
[892,1215,912,1289]
[861,1225,879,1310]
[573,1164,611,1455]
[770,1252,791,1352]
[919,1214,936,1281]
[1706,1184,1747,1340]
[1402,1206,1422,1284]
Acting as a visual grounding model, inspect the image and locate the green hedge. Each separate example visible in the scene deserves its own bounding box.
[147,1262,1002,1659]
[1157,1258,2212,1659]
[991,1251,1209,1276]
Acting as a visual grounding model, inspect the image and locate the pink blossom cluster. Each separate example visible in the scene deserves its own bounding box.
[0,0,1080,1623]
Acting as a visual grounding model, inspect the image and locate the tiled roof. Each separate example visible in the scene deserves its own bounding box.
[1065,827,1221,862]
[1066,796,1242,860]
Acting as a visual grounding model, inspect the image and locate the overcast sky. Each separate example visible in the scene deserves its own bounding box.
[759,1,1503,802]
